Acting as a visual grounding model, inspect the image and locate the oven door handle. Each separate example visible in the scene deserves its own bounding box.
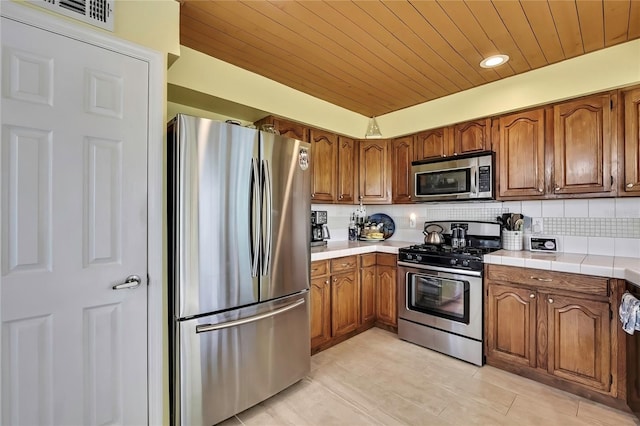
[397,261,482,278]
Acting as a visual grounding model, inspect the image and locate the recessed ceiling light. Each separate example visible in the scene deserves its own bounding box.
[480,54,510,68]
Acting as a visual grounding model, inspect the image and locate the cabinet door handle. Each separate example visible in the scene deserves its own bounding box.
[554,186,560,191]
[529,293,535,299]
[548,298,554,304]
[339,195,344,200]
[538,188,543,193]
[530,276,553,282]
[628,183,634,188]
[325,280,329,284]
[333,278,337,283]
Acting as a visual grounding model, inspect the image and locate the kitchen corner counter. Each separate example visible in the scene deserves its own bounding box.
[310,240,414,261]
[484,250,640,288]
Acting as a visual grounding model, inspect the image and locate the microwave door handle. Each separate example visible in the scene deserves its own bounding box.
[470,166,477,195]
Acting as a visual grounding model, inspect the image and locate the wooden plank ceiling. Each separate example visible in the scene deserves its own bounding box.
[180,0,640,117]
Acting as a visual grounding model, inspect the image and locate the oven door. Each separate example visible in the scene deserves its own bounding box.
[398,263,483,341]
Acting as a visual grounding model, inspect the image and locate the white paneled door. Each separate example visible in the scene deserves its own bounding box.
[1,16,148,426]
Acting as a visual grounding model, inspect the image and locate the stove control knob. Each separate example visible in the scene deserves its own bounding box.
[407,254,413,260]
[416,255,422,261]
[462,259,470,267]
[449,258,458,266]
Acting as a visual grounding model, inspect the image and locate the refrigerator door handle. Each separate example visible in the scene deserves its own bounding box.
[261,159,272,276]
[195,298,305,333]
[250,158,260,277]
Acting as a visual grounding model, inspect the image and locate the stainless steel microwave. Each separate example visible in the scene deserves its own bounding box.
[411,151,494,202]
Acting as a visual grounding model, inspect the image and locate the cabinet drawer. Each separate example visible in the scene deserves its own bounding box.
[311,260,329,278]
[376,253,397,267]
[486,265,609,297]
[331,256,357,273]
[360,253,377,268]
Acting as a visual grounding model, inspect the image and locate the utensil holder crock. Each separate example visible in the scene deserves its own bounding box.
[502,230,523,251]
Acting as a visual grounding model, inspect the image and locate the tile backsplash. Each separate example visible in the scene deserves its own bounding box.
[314,197,640,258]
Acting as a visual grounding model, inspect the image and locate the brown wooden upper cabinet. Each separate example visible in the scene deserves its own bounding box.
[310,129,338,202]
[496,93,617,200]
[415,119,491,161]
[496,108,547,199]
[309,130,357,204]
[358,139,392,204]
[255,116,309,141]
[623,87,640,195]
[337,136,357,204]
[553,93,615,196]
[391,136,414,203]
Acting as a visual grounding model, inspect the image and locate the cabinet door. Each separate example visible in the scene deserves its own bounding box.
[485,283,537,368]
[336,136,357,204]
[358,139,391,204]
[255,116,309,142]
[497,109,546,198]
[623,88,640,194]
[310,129,337,202]
[310,276,331,350]
[553,94,614,195]
[360,265,376,325]
[391,136,414,203]
[376,264,397,327]
[453,118,491,155]
[545,294,611,392]
[415,127,451,160]
[331,270,359,337]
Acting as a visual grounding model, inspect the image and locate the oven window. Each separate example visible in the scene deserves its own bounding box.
[415,168,470,195]
[408,273,470,323]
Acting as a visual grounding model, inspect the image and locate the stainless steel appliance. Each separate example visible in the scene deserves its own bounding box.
[310,210,330,246]
[411,151,494,202]
[397,220,501,366]
[167,114,311,425]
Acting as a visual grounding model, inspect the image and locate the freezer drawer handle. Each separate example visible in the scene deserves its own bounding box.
[195,298,306,334]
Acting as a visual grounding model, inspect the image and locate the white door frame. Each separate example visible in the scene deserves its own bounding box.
[0,3,165,424]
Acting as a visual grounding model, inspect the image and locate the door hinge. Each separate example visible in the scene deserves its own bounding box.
[610,99,614,109]
[610,374,613,386]
[610,175,614,186]
[610,309,613,320]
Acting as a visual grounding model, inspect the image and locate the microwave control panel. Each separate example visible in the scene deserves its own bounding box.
[478,165,491,192]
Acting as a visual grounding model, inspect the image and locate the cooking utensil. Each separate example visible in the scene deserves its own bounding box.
[423,223,445,245]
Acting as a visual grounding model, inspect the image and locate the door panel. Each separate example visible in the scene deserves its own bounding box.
[260,132,311,302]
[171,117,259,317]
[177,292,310,426]
[1,17,148,425]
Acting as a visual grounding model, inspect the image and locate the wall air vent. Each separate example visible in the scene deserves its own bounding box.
[29,0,114,31]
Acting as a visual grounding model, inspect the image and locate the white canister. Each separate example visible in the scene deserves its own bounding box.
[502,230,523,251]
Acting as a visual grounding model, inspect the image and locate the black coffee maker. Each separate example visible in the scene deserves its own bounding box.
[311,210,330,247]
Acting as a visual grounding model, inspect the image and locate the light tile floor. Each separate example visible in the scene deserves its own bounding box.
[219,328,639,425]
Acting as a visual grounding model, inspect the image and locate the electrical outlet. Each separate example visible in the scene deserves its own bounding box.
[409,213,416,228]
[532,217,544,234]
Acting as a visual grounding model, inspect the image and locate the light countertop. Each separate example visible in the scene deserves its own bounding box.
[310,240,411,261]
[311,241,640,288]
[484,250,640,288]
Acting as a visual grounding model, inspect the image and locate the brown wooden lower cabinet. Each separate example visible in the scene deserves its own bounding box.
[485,264,629,411]
[376,253,397,328]
[310,253,398,354]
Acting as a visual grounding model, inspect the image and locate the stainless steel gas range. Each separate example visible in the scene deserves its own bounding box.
[397,220,501,366]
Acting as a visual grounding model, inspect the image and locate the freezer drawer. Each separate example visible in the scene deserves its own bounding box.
[173,292,310,426]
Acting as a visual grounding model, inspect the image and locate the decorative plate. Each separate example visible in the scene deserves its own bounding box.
[368,213,396,240]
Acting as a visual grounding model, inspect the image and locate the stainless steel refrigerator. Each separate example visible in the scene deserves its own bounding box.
[167,114,311,425]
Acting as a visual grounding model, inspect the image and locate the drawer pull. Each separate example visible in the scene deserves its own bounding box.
[530,276,553,282]
[628,183,634,188]
[529,293,535,299]
[548,298,554,304]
